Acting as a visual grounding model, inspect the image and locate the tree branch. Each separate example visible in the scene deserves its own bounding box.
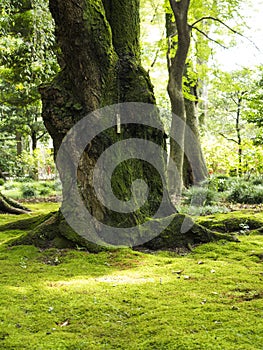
[218,132,238,143]
[191,16,260,51]
[36,131,47,141]
[191,26,227,49]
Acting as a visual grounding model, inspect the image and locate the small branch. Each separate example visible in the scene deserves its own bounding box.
[191,16,260,51]
[192,26,227,49]
[218,132,238,143]
[36,132,47,141]
[230,96,238,106]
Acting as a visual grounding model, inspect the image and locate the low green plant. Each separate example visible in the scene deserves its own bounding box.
[21,184,37,198]
[251,175,263,186]
[205,175,230,192]
[227,183,263,204]
[182,186,219,206]
[182,205,230,216]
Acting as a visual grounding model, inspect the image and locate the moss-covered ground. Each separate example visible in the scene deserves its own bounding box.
[0,204,262,349]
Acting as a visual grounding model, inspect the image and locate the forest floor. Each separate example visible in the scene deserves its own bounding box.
[0,203,262,349]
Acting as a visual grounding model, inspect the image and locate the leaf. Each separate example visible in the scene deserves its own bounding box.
[56,319,70,327]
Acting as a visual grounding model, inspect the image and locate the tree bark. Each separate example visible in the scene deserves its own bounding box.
[236,94,243,176]
[16,131,22,156]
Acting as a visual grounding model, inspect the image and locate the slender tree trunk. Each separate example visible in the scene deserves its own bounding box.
[167,0,191,196]
[183,82,207,187]
[236,95,243,176]
[32,130,37,151]
[16,132,22,156]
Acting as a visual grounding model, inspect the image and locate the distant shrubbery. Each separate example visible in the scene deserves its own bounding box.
[181,174,263,215]
[0,179,61,199]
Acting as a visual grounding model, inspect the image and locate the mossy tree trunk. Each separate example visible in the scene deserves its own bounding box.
[38,0,175,247]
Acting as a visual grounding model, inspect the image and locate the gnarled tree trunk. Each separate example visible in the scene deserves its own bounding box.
[38,0,174,248]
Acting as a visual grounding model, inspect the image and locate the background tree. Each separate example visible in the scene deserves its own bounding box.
[166,0,243,195]
[0,0,58,167]
[205,67,263,175]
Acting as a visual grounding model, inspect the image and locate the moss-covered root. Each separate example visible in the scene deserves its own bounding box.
[0,193,30,215]
[9,211,105,253]
[10,212,238,253]
[139,214,239,251]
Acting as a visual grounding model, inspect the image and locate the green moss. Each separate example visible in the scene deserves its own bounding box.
[0,206,263,349]
[197,211,263,234]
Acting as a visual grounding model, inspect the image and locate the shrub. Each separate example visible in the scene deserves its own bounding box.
[182,186,219,206]
[39,187,51,196]
[21,184,37,198]
[227,183,263,204]
[185,205,230,216]
[251,175,263,186]
[0,179,5,186]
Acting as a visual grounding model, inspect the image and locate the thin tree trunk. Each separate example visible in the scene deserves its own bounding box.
[183,83,207,187]
[236,95,243,176]
[167,0,191,196]
[32,130,37,151]
[16,132,22,156]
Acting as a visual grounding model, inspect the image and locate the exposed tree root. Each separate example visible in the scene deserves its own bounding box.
[8,211,238,252]
[0,193,30,215]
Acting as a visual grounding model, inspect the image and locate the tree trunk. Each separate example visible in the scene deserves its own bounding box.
[236,94,243,176]
[16,131,22,156]
[32,130,37,151]
[38,0,175,248]
[167,0,191,196]
[183,83,207,187]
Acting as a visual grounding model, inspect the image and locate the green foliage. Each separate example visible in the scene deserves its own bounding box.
[21,183,37,198]
[0,0,59,154]
[2,179,60,199]
[182,186,219,206]
[181,204,230,216]
[227,183,263,204]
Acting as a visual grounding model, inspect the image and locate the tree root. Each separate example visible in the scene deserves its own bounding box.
[0,193,30,215]
[8,211,238,252]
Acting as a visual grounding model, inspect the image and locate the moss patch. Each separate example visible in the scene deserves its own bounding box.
[196,210,263,234]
